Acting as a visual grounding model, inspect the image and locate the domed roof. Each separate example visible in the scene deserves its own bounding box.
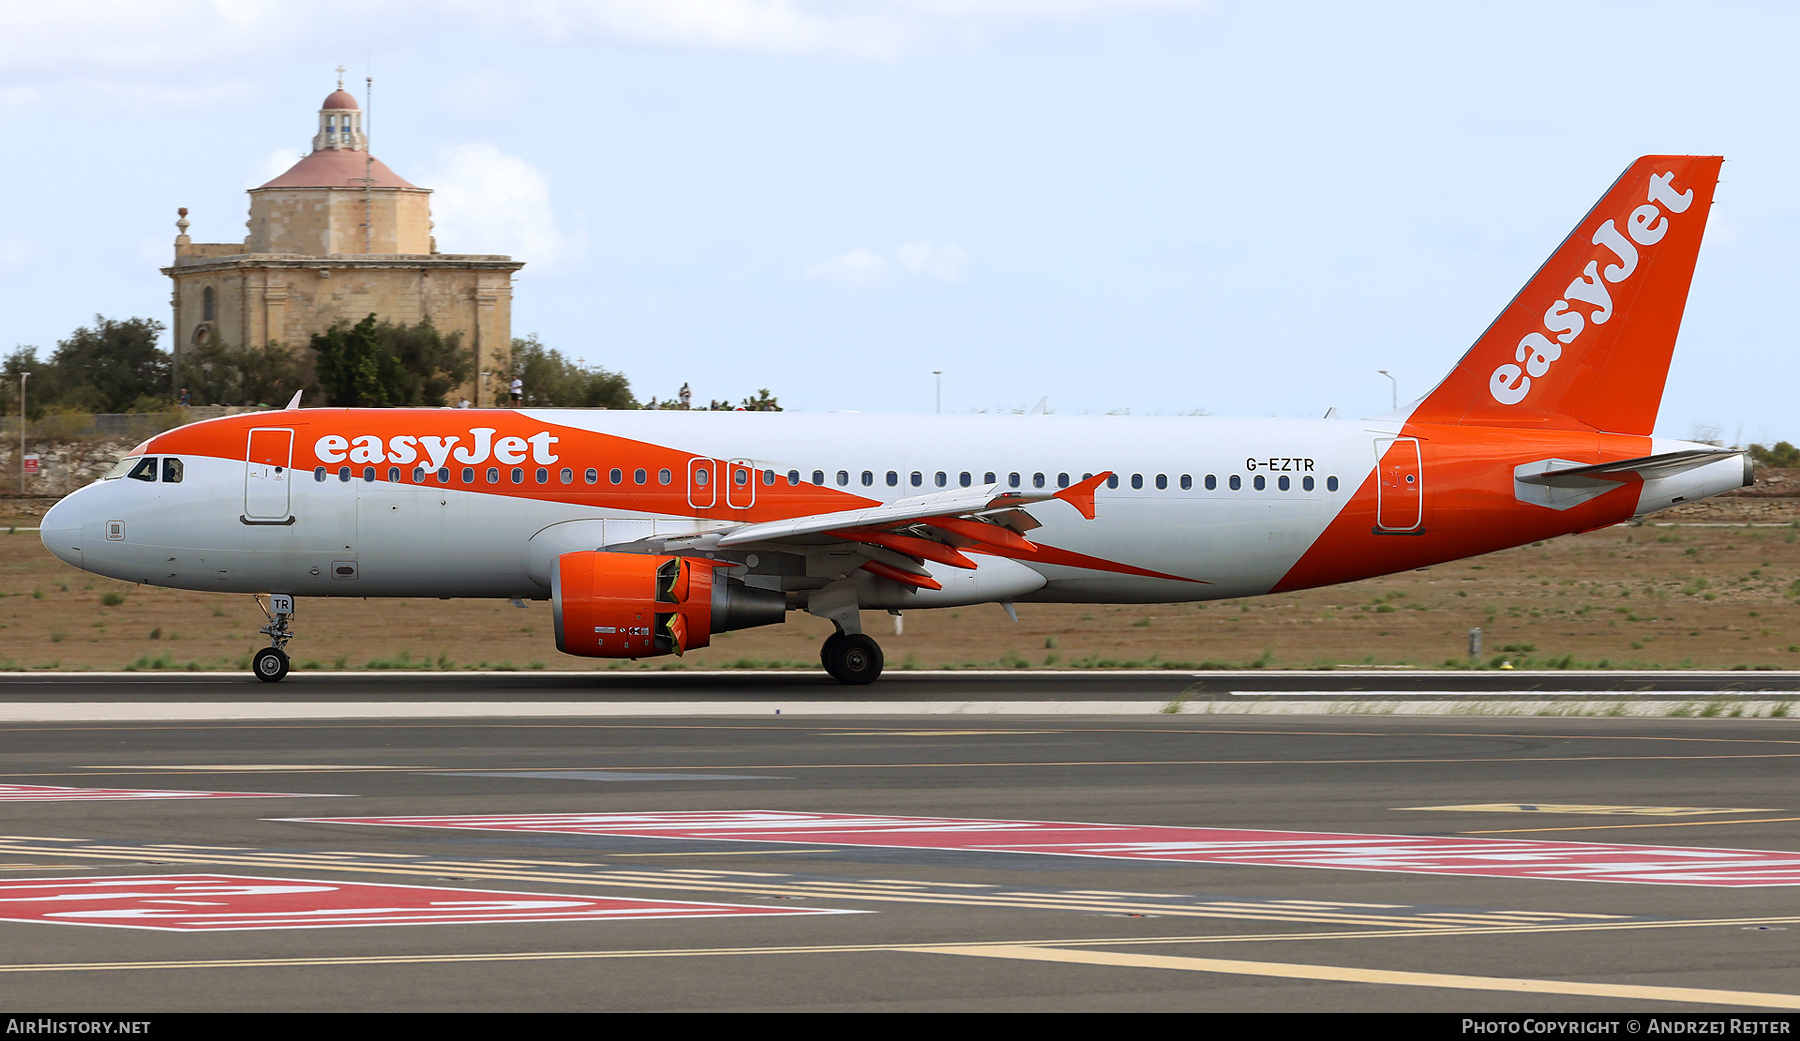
[256,149,419,190]
[321,89,359,111]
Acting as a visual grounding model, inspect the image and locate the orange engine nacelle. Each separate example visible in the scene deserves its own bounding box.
[551,552,785,659]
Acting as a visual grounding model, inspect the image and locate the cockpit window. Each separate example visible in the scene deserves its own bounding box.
[161,458,183,484]
[125,457,158,483]
[103,456,141,480]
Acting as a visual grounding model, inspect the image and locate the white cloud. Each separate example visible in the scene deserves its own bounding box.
[894,240,968,281]
[418,142,585,267]
[806,240,969,287]
[247,147,304,189]
[0,2,1211,100]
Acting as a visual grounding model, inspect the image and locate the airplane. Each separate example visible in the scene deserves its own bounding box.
[38,155,1750,685]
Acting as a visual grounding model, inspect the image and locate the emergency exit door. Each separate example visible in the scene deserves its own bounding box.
[1374,437,1422,532]
[244,428,293,522]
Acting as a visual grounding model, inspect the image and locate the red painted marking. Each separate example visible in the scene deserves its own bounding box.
[0,784,332,802]
[0,874,849,932]
[296,811,1800,888]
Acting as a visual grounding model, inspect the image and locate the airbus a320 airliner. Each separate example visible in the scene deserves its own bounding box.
[39,155,1748,684]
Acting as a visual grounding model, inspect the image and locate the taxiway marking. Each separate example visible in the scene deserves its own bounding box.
[298,811,1800,887]
[925,946,1800,1010]
[0,784,338,802]
[0,937,1798,1009]
[0,874,851,931]
[1400,804,1776,816]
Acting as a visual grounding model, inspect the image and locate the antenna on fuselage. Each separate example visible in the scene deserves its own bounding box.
[285,389,304,410]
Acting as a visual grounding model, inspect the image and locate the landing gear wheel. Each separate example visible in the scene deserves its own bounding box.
[820,632,847,670]
[253,647,290,683]
[823,633,883,685]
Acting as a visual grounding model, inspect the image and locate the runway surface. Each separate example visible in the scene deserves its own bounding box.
[0,682,1798,1011]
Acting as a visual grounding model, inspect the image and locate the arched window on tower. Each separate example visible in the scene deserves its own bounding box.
[202,286,215,322]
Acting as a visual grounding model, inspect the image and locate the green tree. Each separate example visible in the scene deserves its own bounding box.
[1751,442,1800,468]
[738,389,781,412]
[44,316,170,413]
[312,315,471,407]
[183,339,314,407]
[508,335,636,408]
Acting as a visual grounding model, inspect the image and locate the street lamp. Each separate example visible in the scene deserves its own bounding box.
[18,372,30,492]
[933,371,942,414]
[1377,369,1396,411]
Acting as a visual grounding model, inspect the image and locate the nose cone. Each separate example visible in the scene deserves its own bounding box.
[39,495,82,569]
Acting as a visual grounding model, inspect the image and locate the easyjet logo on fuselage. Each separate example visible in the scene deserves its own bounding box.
[314,428,561,469]
[1488,171,1694,405]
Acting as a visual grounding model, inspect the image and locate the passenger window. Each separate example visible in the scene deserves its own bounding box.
[1106,474,1118,489]
[436,467,450,482]
[788,470,800,485]
[341,466,354,483]
[607,468,620,484]
[590,469,603,485]
[861,471,874,487]
[1327,475,1339,492]
[1180,475,1192,490]
[388,467,401,483]
[694,468,709,486]
[1131,474,1143,490]
[1057,473,1070,488]
[935,472,947,488]
[887,471,898,487]
[161,458,184,484]
[1254,475,1266,491]
[912,472,923,487]
[836,470,849,486]
[362,466,375,482]
[412,467,425,482]
[1009,473,1021,488]
[1278,475,1290,491]
[763,470,775,485]
[1033,473,1045,489]
[813,470,825,485]
[634,468,647,485]
[985,472,997,484]
[514,468,526,484]
[1302,475,1314,492]
[561,468,574,484]
[537,468,548,484]
[1205,474,1216,490]
[458,467,472,484]
[658,468,672,485]
[1154,474,1166,490]
[486,467,500,484]
[1229,475,1241,490]
[960,472,972,488]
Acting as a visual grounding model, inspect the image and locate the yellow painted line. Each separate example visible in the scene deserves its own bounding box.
[78,765,417,771]
[1463,815,1800,834]
[1399,804,1776,816]
[599,850,832,858]
[925,945,1800,1009]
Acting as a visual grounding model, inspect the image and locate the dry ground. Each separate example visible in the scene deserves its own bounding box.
[4,495,1799,674]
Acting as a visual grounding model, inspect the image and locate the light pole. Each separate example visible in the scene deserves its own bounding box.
[18,372,30,492]
[933,371,942,414]
[1377,369,1396,411]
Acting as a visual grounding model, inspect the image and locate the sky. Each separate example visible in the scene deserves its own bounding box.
[1,1,1795,441]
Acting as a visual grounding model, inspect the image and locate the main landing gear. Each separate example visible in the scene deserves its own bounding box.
[253,594,295,683]
[821,630,884,685]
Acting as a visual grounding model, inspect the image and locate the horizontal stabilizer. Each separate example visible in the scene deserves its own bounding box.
[1516,449,1743,487]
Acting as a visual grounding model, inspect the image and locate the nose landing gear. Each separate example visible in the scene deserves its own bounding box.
[253,594,295,683]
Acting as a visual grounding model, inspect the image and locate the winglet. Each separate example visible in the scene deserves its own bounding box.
[284,389,304,411]
[1054,471,1110,520]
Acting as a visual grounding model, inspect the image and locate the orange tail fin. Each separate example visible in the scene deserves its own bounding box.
[1408,155,1722,435]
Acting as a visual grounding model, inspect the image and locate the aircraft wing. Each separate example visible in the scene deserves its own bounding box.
[608,472,1111,591]
[1516,450,1743,487]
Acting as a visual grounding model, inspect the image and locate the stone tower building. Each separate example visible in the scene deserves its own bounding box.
[163,77,525,404]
